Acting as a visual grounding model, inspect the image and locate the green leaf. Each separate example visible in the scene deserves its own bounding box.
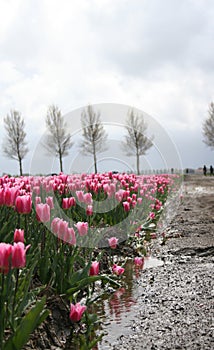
[3,297,49,350]
[66,275,120,297]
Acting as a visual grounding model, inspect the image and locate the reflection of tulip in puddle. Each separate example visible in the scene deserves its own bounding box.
[98,256,163,349]
[109,287,136,323]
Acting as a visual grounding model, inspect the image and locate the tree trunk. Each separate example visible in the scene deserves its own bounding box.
[136,152,140,175]
[19,157,23,176]
[93,141,97,173]
[94,152,97,173]
[59,152,63,173]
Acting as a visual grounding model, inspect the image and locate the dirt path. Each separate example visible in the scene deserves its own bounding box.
[112,175,214,350]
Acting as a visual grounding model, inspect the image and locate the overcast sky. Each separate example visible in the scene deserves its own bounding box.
[0,0,214,175]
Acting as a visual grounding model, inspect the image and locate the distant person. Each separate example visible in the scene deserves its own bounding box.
[203,165,207,176]
[210,165,213,176]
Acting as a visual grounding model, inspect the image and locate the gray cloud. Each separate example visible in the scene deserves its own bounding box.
[0,0,213,175]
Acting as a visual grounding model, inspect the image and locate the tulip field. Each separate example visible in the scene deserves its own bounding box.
[0,171,180,349]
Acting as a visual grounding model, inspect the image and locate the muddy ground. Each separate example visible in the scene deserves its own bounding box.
[112,175,214,350]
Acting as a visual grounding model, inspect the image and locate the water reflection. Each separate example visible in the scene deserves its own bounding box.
[96,257,163,349]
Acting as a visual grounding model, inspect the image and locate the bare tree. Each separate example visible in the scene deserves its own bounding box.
[79,105,108,173]
[43,105,73,172]
[3,110,29,176]
[202,102,214,150]
[122,109,153,175]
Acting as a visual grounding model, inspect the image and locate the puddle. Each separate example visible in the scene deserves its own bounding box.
[186,185,214,195]
[93,257,164,349]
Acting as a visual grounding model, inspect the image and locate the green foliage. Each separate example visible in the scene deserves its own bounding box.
[3,297,49,350]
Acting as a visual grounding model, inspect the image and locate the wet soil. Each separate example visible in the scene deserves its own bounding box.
[111,175,214,349]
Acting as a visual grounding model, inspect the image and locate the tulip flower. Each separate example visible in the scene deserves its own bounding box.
[51,217,60,235]
[76,190,84,202]
[4,187,20,207]
[58,219,69,240]
[35,196,41,205]
[36,203,50,222]
[62,197,76,209]
[76,222,88,236]
[64,227,76,245]
[137,197,142,205]
[108,237,118,249]
[112,264,125,276]
[69,302,87,322]
[134,257,144,267]
[15,195,32,214]
[0,242,30,273]
[83,192,93,205]
[123,201,130,212]
[46,196,54,209]
[14,229,24,243]
[149,212,155,220]
[0,188,4,205]
[62,198,70,209]
[0,243,12,274]
[12,242,30,269]
[86,205,93,216]
[89,261,99,276]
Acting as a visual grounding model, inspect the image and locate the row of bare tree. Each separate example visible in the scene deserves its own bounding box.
[2,105,154,175]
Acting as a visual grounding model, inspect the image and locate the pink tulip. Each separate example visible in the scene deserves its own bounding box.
[134,257,144,267]
[12,242,30,268]
[123,201,130,212]
[51,217,60,235]
[0,243,12,274]
[46,196,54,209]
[112,264,125,276]
[76,190,84,202]
[69,197,76,207]
[15,195,32,214]
[62,197,76,209]
[36,203,50,222]
[58,219,69,240]
[83,192,93,205]
[132,194,137,201]
[33,186,40,195]
[149,212,155,220]
[35,196,41,205]
[89,261,99,276]
[62,198,71,209]
[4,187,19,207]
[137,197,142,205]
[76,222,88,236]
[0,242,30,273]
[69,302,87,322]
[59,173,68,183]
[64,227,76,245]
[14,229,24,243]
[108,237,118,249]
[86,205,93,216]
[0,188,4,205]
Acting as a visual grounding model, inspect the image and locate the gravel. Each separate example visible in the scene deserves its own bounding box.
[107,175,214,350]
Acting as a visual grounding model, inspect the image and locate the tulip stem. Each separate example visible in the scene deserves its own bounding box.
[17,212,20,227]
[41,227,46,257]
[12,268,19,327]
[25,215,28,238]
[0,273,5,349]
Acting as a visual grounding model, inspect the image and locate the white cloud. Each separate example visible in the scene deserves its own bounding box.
[0,0,214,174]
